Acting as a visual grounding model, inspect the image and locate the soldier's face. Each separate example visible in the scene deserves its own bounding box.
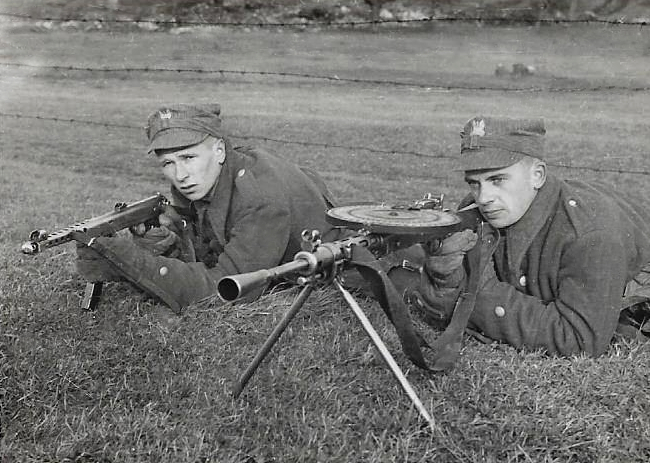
[158,137,226,201]
[464,159,545,228]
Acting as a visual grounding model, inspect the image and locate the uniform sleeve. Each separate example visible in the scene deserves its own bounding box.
[469,230,626,356]
[211,164,292,277]
[210,199,291,277]
[85,236,222,313]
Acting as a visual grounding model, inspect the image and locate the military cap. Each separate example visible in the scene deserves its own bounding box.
[146,104,223,154]
[458,116,546,171]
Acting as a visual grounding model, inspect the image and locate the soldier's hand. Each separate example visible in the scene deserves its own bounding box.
[159,204,189,236]
[130,225,180,257]
[75,242,122,282]
[424,229,478,286]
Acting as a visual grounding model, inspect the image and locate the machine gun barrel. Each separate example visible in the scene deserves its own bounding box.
[218,232,385,302]
[218,259,311,302]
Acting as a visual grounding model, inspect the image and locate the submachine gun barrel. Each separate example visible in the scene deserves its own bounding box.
[217,232,385,302]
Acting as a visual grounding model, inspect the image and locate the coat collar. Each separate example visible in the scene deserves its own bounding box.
[502,173,562,272]
[204,151,238,244]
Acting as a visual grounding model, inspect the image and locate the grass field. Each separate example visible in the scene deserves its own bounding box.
[1,15,650,463]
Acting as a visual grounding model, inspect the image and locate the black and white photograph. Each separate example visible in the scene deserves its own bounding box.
[1,1,649,461]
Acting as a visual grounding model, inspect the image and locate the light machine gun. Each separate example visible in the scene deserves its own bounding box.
[20,193,169,310]
[218,195,464,431]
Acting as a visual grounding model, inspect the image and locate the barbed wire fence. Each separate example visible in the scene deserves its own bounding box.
[1,11,649,177]
[3,111,647,176]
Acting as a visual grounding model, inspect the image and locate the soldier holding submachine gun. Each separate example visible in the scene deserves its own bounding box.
[22,103,342,313]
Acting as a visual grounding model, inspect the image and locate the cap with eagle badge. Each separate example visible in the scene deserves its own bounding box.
[146,103,224,154]
[458,116,546,171]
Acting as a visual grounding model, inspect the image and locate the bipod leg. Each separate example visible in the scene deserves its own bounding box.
[333,278,437,433]
[232,283,315,399]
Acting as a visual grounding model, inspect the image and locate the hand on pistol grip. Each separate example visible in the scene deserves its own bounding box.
[423,229,478,288]
[129,205,187,257]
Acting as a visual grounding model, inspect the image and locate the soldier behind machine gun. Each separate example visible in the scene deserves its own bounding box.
[397,115,650,359]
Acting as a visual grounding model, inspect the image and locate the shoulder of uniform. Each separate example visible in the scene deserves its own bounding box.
[228,146,262,179]
[233,145,277,169]
[559,180,619,235]
[230,149,289,208]
[233,145,270,159]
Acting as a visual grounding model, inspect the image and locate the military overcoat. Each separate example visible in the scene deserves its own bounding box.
[422,173,650,356]
[89,146,337,312]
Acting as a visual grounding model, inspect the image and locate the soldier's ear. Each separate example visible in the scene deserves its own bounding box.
[531,159,547,190]
[212,138,226,164]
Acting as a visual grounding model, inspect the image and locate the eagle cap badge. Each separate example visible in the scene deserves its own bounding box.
[470,119,486,137]
[159,109,172,120]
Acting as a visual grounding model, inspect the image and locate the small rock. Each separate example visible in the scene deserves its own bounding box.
[512,63,535,77]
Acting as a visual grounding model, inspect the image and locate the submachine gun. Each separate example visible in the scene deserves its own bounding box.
[217,195,466,431]
[20,194,169,310]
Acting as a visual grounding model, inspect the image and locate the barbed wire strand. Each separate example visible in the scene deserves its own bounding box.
[0,11,647,27]
[2,62,648,94]
[0,111,452,160]
[2,111,649,177]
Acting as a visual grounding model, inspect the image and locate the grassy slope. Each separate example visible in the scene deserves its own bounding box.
[1,20,650,463]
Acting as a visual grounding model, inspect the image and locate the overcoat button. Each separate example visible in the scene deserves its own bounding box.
[494,305,506,317]
[568,199,577,207]
[159,266,169,276]
[519,275,527,286]
[237,168,246,177]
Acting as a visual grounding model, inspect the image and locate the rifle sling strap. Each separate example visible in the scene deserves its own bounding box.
[425,227,488,370]
[349,245,430,369]
[349,230,487,372]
